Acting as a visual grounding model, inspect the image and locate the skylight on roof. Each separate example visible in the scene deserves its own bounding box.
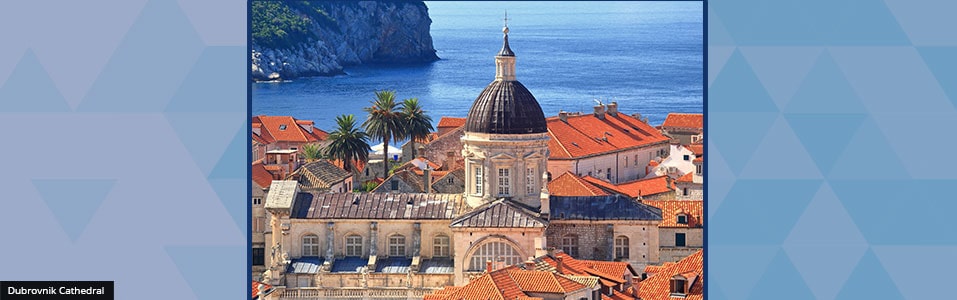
[279,124,287,130]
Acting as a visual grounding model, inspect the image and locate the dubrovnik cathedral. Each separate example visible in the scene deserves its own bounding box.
[260,23,664,297]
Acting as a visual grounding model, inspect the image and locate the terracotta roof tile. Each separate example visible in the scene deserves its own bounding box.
[536,252,634,286]
[252,161,275,188]
[251,281,272,298]
[644,200,703,228]
[638,250,702,300]
[506,268,587,294]
[582,175,673,198]
[686,144,703,156]
[547,113,671,159]
[661,113,703,130]
[547,171,609,196]
[437,117,467,129]
[676,172,694,183]
[252,115,323,143]
[427,266,586,300]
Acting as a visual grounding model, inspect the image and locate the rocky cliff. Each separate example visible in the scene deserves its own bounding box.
[251,1,439,81]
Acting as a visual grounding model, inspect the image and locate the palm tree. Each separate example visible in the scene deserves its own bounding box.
[324,114,371,173]
[401,98,434,158]
[300,143,322,163]
[363,90,405,177]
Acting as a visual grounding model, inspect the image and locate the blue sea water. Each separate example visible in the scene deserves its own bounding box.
[252,1,703,133]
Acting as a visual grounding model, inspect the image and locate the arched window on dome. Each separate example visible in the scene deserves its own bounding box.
[467,241,522,271]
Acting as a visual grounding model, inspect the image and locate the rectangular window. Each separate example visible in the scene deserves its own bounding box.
[526,167,536,195]
[253,217,265,233]
[252,197,262,205]
[498,168,510,196]
[346,235,363,257]
[696,164,702,175]
[252,247,265,266]
[683,155,690,161]
[675,233,686,247]
[475,166,483,194]
[389,235,406,257]
[391,180,399,191]
[606,168,612,180]
[677,215,688,224]
[683,188,689,196]
[433,236,450,257]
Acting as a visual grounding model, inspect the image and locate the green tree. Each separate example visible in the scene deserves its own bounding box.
[300,143,323,163]
[400,98,434,158]
[324,114,371,173]
[363,90,405,177]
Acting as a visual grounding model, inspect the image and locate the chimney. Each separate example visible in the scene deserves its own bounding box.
[524,259,536,270]
[556,256,564,274]
[559,111,568,122]
[486,260,494,273]
[593,105,606,120]
[607,102,618,116]
[424,167,432,193]
[666,177,672,189]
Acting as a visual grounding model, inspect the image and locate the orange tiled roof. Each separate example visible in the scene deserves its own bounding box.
[661,113,703,130]
[252,115,326,143]
[507,268,587,294]
[252,281,272,298]
[686,144,703,156]
[676,172,694,183]
[638,250,703,300]
[437,117,467,129]
[693,156,703,163]
[252,161,274,188]
[428,266,587,300]
[547,113,671,159]
[644,200,703,228]
[537,252,635,286]
[547,171,609,196]
[582,175,673,198]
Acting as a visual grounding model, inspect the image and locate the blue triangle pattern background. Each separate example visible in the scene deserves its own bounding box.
[166,246,245,300]
[746,250,815,300]
[835,249,905,299]
[31,179,117,242]
[0,50,72,112]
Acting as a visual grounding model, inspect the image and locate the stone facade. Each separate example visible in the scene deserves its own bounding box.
[462,132,550,208]
[658,227,702,263]
[419,126,465,171]
[545,221,660,270]
[547,143,670,184]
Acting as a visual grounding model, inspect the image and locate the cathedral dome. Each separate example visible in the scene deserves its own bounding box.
[465,80,547,134]
[464,25,547,134]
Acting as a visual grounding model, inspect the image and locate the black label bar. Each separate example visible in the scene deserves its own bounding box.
[1,281,113,300]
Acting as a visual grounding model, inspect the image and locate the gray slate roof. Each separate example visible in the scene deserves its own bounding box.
[296,160,350,189]
[287,257,324,274]
[375,257,413,273]
[419,258,454,274]
[291,192,466,220]
[549,195,663,221]
[450,198,547,228]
